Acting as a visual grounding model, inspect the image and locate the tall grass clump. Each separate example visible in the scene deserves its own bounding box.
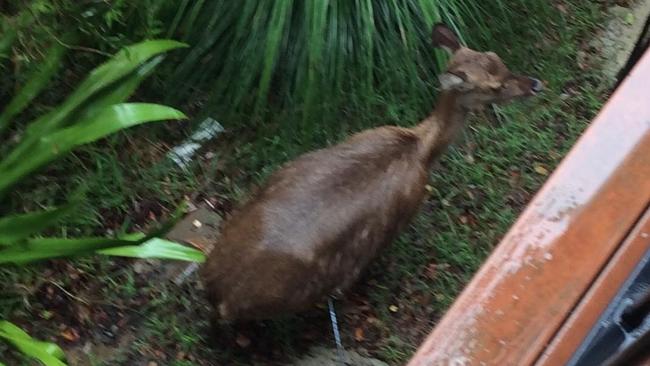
[163,1,497,137]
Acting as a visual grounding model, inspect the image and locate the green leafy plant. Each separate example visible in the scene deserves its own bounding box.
[0,321,66,366]
[0,27,207,366]
[0,36,206,264]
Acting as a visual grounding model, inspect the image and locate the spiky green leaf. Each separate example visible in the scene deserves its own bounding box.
[0,203,77,246]
[0,103,186,194]
[0,237,137,264]
[0,321,66,366]
[98,238,206,262]
[26,40,187,136]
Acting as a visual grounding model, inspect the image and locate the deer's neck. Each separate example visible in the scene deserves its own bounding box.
[415,91,468,165]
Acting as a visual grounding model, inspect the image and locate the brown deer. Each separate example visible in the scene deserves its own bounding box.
[201,24,542,322]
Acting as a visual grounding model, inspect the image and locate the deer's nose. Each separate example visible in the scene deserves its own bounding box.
[530,78,544,93]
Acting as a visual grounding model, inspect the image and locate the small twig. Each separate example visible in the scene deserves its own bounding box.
[46,281,139,310]
[203,198,216,210]
[48,281,90,305]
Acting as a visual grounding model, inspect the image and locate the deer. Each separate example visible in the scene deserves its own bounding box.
[201,24,543,322]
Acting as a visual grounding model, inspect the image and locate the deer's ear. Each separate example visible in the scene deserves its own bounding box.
[438,72,472,91]
[432,23,461,52]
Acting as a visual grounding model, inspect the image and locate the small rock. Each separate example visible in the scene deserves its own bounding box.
[235,333,251,348]
[192,219,202,228]
[287,346,388,366]
[82,341,92,353]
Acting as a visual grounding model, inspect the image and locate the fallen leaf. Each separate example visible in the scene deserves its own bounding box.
[75,304,91,324]
[354,327,365,341]
[366,316,381,325]
[424,263,450,280]
[534,165,549,176]
[185,239,208,251]
[356,303,372,312]
[424,264,438,279]
[388,305,399,313]
[60,327,80,342]
[417,293,433,305]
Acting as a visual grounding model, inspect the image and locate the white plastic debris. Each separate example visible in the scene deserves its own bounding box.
[167,117,224,170]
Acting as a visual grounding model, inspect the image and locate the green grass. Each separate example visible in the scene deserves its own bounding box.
[4,126,198,233]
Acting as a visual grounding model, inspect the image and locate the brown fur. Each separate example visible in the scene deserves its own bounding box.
[201,24,541,321]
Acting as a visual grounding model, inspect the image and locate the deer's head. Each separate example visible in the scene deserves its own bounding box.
[432,24,542,109]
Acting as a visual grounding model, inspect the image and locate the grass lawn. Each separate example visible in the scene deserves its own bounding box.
[0,1,612,365]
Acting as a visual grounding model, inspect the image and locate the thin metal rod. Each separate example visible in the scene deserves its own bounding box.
[328,297,347,365]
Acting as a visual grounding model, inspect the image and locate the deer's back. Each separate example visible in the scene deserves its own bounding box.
[202,126,429,320]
